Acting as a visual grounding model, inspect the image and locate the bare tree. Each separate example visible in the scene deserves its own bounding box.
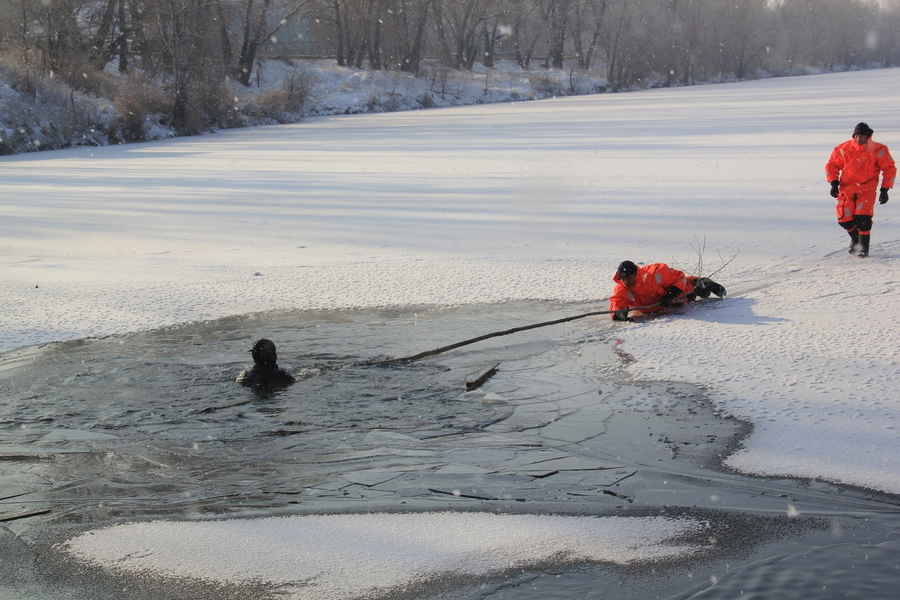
[333,0,371,67]
[712,0,770,79]
[875,0,900,66]
[480,0,511,68]
[379,0,432,73]
[433,0,489,70]
[82,0,134,72]
[671,0,707,85]
[506,0,543,68]
[27,0,91,76]
[148,0,231,132]
[365,0,383,69]
[541,0,571,69]
[88,0,117,67]
[569,0,607,70]
[214,0,313,85]
[601,0,631,89]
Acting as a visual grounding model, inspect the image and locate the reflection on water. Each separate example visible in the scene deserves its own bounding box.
[671,538,900,600]
[0,301,899,599]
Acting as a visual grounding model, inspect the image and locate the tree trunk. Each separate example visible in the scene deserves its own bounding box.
[544,0,570,69]
[482,22,498,67]
[400,0,431,74]
[215,0,234,76]
[117,0,129,73]
[367,0,382,69]
[334,0,346,65]
[90,0,118,68]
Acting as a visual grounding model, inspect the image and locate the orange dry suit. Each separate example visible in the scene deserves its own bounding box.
[825,139,896,225]
[608,263,697,315]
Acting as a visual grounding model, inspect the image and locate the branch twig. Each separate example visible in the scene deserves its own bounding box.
[706,251,739,278]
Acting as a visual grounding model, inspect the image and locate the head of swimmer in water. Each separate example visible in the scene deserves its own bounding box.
[250,338,278,370]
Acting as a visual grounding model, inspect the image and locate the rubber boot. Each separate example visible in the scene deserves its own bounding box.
[847,228,860,254]
[857,234,870,257]
[693,279,711,299]
[695,278,726,298]
[705,279,727,298]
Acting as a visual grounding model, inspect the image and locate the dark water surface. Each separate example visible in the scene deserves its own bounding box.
[1,302,899,599]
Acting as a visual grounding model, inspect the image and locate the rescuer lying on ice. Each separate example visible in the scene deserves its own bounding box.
[609,260,726,321]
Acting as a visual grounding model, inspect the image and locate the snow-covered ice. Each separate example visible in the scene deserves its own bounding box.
[622,249,900,493]
[3,67,900,588]
[62,512,707,600]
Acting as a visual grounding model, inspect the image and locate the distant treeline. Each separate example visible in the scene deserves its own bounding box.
[1,0,898,133]
[317,0,900,84]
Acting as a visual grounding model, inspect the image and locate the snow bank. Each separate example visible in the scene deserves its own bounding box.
[62,512,707,599]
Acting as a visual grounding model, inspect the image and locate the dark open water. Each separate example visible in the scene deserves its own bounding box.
[1,301,899,599]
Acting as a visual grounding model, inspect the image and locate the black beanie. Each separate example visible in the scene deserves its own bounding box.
[853,122,874,136]
[617,260,638,277]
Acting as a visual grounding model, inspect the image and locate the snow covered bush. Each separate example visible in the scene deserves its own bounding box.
[0,56,113,154]
[366,91,382,112]
[57,58,120,101]
[417,93,435,108]
[282,67,317,111]
[382,90,402,112]
[425,65,453,99]
[248,90,297,123]
[188,77,241,133]
[244,67,317,123]
[113,74,171,142]
[528,72,564,98]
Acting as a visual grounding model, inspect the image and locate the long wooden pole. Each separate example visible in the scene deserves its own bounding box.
[376,304,658,365]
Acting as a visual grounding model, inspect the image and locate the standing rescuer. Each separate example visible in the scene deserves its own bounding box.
[609,261,726,321]
[826,122,896,258]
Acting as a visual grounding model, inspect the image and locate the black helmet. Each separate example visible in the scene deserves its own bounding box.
[617,260,638,278]
[853,122,874,137]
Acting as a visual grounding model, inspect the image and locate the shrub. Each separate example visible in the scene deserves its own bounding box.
[382,91,402,112]
[192,77,239,130]
[282,67,316,113]
[429,65,452,98]
[417,93,434,108]
[528,72,563,97]
[113,74,170,141]
[165,73,238,135]
[247,68,316,122]
[252,89,293,122]
[57,58,119,99]
[366,91,381,112]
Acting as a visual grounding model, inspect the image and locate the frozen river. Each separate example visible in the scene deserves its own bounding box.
[4,66,900,598]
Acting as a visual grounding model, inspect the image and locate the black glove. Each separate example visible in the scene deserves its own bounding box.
[880,188,889,205]
[659,285,682,307]
[612,309,631,322]
[830,180,840,198]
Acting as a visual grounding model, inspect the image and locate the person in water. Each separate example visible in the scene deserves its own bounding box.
[236,338,296,388]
